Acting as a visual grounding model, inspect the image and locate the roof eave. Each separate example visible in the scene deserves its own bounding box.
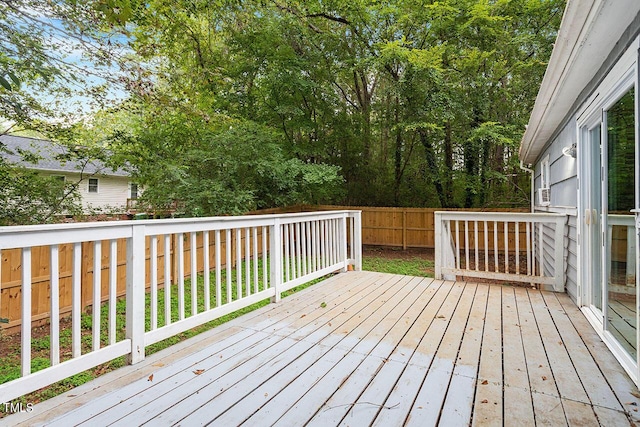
[520,0,640,165]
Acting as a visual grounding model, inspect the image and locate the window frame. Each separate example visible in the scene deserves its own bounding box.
[88,178,99,194]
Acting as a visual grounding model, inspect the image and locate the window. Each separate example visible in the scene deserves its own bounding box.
[538,155,551,206]
[540,155,550,189]
[88,178,98,193]
[52,175,65,183]
[130,183,139,200]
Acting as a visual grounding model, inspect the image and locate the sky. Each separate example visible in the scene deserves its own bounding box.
[6,3,132,123]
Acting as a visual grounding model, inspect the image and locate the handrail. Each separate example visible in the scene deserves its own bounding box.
[0,210,362,403]
[434,211,567,291]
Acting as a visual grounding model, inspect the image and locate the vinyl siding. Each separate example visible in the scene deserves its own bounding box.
[532,118,578,301]
[41,172,132,212]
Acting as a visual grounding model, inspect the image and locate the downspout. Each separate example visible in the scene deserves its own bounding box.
[519,160,535,213]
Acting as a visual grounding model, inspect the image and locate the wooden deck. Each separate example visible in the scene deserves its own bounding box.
[5,271,640,426]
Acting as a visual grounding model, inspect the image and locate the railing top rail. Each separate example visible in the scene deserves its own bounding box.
[0,210,361,234]
[435,211,566,220]
[0,210,361,249]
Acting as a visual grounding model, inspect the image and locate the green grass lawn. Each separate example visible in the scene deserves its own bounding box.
[363,255,434,277]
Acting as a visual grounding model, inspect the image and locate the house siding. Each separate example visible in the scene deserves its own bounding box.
[530,18,640,304]
[42,172,132,212]
[532,118,578,300]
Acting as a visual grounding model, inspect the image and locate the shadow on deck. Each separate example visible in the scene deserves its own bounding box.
[5,271,640,426]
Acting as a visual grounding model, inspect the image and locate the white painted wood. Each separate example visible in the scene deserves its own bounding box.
[353,212,362,271]
[144,289,276,346]
[456,220,461,270]
[215,230,221,307]
[302,221,308,276]
[504,221,509,272]
[50,245,60,366]
[21,247,31,376]
[72,242,81,358]
[516,222,520,274]
[484,221,488,272]
[126,224,146,364]
[163,235,171,326]
[226,229,232,304]
[0,210,366,405]
[253,227,258,294]
[435,212,568,289]
[270,219,282,303]
[474,220,479,271]
[150,236,158,330]
[296,222,302,278]
[93,240,102,351]
[0,225,132,250]
[245,227,250,296]
[0,339,131,404]
[109,239,118,343]
[320,219,325,271]
[262,226,268,291]
[284,222,290,283]
[340,217,346,267]
[441,268,555,286]
[435,212,443,279]
[494,220,499,271]
[203,231,210,311]
[527,222,532,276]
[177,233,185,320]
[190,232,197,316]
[236,228,242,299]
[465,220,470,269]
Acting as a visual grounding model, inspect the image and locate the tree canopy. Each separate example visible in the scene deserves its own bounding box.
[1,0,565,222]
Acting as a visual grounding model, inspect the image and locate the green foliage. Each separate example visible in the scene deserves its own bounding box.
[108,0,563,209]
[108,109,344,216]
[0,161,82,226]
[2,0,565,213]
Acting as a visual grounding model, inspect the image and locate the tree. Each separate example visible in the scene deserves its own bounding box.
[0,0,136,224]
[119,0,561,208]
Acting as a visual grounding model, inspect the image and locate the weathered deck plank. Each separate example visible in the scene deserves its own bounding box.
[3,271,638,427]
[501,286,535,427]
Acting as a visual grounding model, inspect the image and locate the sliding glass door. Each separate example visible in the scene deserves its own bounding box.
[580,82,638,373]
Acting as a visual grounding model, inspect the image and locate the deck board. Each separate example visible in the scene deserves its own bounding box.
[4,271,640,427]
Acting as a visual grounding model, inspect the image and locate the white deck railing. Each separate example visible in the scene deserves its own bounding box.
[435,211,567,291]
[0,210,362,403]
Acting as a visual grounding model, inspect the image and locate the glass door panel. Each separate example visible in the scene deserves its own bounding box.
[605,88,636,359]
[589,125,603,312]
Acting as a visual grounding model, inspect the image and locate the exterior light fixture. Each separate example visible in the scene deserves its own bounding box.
[562,142,577,158]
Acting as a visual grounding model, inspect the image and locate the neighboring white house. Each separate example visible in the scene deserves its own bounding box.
[1,134,139,213]
[521,0,640,383]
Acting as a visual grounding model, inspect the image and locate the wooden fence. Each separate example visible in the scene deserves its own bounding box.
[249,205,528,250]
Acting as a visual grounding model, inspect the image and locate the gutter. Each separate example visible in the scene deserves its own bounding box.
[519,161,535,213]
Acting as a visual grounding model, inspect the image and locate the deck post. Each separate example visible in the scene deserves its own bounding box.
[435,212,442,279]
[341,214,348,272]
[126,224,146,364]
[270,218,282,303]
[354,211,362,271]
